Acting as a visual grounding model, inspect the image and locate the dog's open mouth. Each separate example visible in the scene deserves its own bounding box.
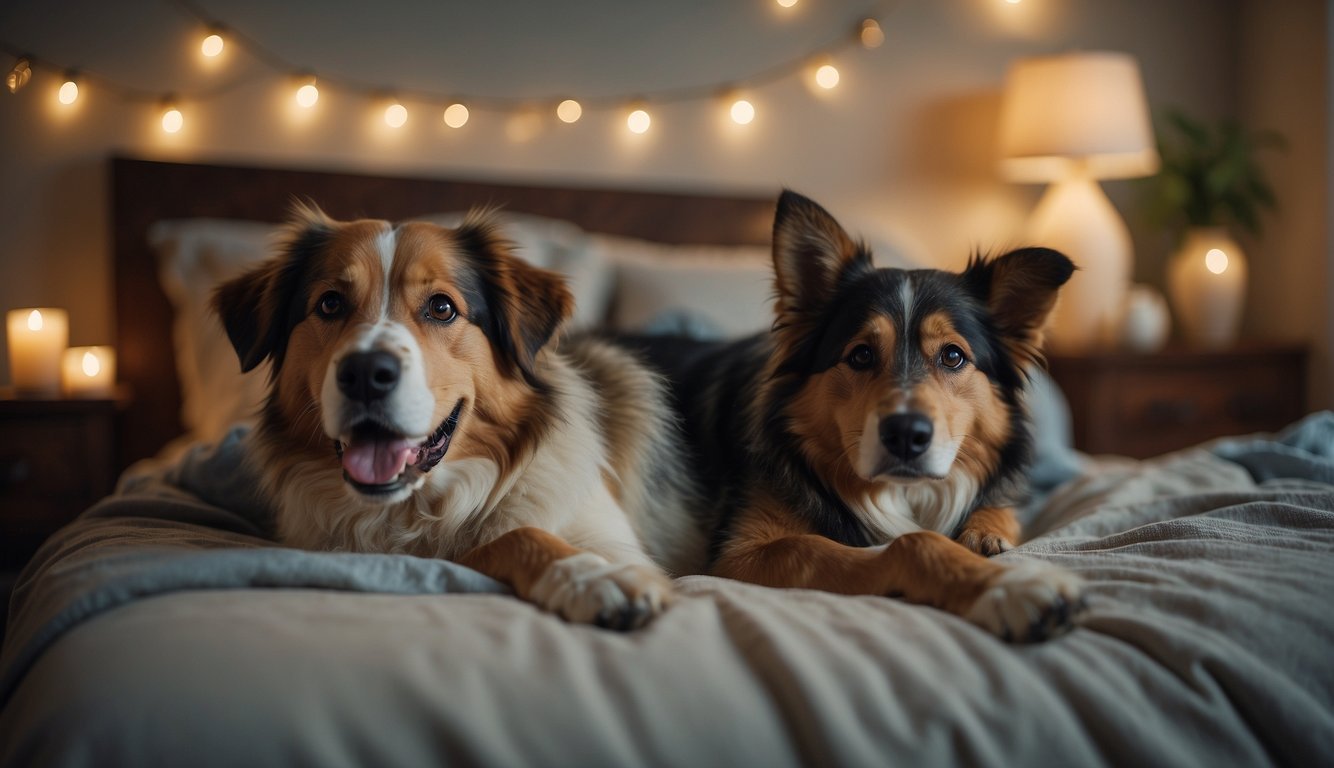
[334,400,464,495]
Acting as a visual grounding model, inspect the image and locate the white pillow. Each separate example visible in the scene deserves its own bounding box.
[149,219,276,445]
[591,233,920,339]
[588,234,774,338]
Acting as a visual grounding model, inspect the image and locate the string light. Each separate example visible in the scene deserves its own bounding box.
[57,75,79,105]
[859,19,885,48]
[730,98,755,125]
[294,75,318,108]
[200,31,224,58]
[814,63,840,90]
[6,57,31,93]
[556,99,582,124]
[161,100,183,133]
[5,1,900,140]
[627,108,651,134]
[443,103,469,128]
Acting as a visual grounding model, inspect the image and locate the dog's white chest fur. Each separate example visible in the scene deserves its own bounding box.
[851,474,978,542]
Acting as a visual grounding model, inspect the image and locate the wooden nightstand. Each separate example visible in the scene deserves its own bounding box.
[1046,344,1308,459]
[1,395,123,644]
[0,397,121,571]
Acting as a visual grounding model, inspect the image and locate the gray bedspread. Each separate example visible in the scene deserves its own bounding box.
[2,415,1333,767]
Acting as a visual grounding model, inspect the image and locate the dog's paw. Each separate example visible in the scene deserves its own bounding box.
[957,529,1014,557]
[963,560,1085,642]
[528,553,674,630]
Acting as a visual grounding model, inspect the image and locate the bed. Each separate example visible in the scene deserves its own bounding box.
[2,157,1332,767]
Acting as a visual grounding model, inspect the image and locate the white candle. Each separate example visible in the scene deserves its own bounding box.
[7,308,68,395]
[62,345,115,398]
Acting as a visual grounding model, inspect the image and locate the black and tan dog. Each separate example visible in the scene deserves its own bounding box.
[213,205,707,629]
[632,191,1085,641]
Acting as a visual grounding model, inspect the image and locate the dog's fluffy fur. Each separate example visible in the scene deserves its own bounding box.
[629,191,1086,641]
[213,205,705,629]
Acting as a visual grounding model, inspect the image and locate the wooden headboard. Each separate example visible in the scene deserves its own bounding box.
[110,156,776,467]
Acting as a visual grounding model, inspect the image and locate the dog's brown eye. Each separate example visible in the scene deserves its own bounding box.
[939,344,967,370]
[846,344,876,371]
[316,291,344,319]
[427,294,457,323]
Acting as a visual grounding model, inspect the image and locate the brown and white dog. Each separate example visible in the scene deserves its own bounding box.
[629,191,1086,641]
[213,205,705,629]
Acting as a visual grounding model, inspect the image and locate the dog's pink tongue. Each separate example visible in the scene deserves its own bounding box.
[341,437,417,485]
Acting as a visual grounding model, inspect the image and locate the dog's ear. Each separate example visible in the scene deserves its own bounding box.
[455,213,573,389]
[771,190,872,321]
[962,247,1075,367]
[212,203,334,375]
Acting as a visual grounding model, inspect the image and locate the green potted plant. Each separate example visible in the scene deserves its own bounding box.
[1143,109,1284,348]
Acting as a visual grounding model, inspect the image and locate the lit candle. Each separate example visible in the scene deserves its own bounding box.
[7,308,68,396]
[62,345,115,398]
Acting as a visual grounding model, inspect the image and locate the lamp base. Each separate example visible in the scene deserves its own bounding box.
[1026,175,1133,351]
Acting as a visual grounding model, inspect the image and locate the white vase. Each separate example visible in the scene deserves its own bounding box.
[1119,284,1171,352]
[1166,227,1248,349]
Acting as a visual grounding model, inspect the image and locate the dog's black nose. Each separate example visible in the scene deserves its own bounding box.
[336,351,401,402]
[880,413,933,461]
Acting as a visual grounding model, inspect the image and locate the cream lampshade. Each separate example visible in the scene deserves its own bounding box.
[998,51,1159,350]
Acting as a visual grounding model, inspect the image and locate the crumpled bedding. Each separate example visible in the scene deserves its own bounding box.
[2,414,1333,767]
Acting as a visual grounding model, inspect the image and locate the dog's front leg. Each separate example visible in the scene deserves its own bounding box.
[956,506,1021,556]
[459,526,673,630]
[714,503,1082,641]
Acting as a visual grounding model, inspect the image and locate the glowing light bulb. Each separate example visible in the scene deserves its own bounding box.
[815,64,840,89]
[295,81,319,108]
[627,109,650,134]
[81,350,101,377]
[443,103,469,128]
[7,58,32,93]
[58,79,78,105]
[26,309,43,331]
[730,99,755,125]
[1205,248,1229,275]
[776,0,798,7]
[201,33,224,58]
[162,105,183,133]
[557,99,582,124]
[860,19,884,48]
[385,103,407,127]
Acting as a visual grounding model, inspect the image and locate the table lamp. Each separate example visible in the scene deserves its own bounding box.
[998,51,1159,350]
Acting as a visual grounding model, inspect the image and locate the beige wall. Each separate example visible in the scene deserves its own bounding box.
[2,0,1306,395]
[1237,0,1330,408]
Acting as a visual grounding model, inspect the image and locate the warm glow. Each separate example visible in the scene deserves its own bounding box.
[385,103,407,127]
[776,0,798,7]
[7,58,32,93]
[61,345,115,397]
[1205,248,1229,275]
[815,64,840,89]
[81,350,101,377]
[1006,0,1022,4]
[860,19,884,48]
[201,33,224,58]
[557,99,582,123]
[295,82,319,108]
[162,107,183,133]
[730,99,754,125]
[443,103,469,128]
[627,109,651,134]
[58,80,78,105]
[26,309,42,332]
